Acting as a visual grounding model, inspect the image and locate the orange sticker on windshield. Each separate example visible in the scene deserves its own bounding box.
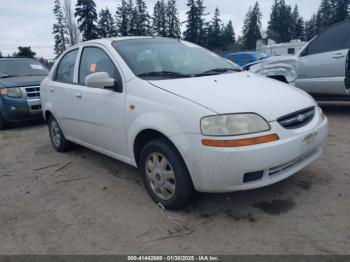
[90,64,97,72]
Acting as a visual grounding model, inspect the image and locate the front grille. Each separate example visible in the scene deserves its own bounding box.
[277,107,315,129]
[25,86,40,99]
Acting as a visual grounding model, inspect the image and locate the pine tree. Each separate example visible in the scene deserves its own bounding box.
[316,0,333,30]
[290,5,304,40]
[166,0,181,38]
[221,20,236,51]
[304,14,318,40]
[207,8,222,50]
[303,0,350,40]
[75,0,98,41]
[242,2,262,50]
[115,0,129,36]
[331,0,350,24]
[134,0,151,35]
[153,0,167,37]
[267,0,292,43]
[97,8,116,38]
[53,0,68,56]
[267,0,279,41]
[183,0,208,45]
[196,0,208,46]
[183,0,198,43]
[127,0,137,36]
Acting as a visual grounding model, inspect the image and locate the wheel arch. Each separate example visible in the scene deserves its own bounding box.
[268,75,289,83]
[44,110,53,123]
[133,129,178,167]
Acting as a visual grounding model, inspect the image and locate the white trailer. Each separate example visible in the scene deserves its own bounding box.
[256,39,307,56]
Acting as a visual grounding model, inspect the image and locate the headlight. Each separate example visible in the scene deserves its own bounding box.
[201,113,270,136]
[0,87,22,98]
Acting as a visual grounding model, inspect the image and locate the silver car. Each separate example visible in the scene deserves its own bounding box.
[246,20,350,100]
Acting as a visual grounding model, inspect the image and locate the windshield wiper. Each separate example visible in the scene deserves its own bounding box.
[194,68,241,77]
[137,71,193,79]
[0,74,20,79]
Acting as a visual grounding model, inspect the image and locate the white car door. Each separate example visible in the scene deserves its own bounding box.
[70,44,128,158]
[48,49,79,137]
[296,21,350,96]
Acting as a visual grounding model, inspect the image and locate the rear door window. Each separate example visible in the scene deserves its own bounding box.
[55,49,78,83]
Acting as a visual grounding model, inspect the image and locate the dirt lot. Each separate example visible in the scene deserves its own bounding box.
[0,102,349,255]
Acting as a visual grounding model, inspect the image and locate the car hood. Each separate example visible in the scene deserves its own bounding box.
[0,75,46,88]
[149,72,315,121]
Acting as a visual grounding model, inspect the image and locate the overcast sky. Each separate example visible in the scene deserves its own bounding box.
[0,0,321,58]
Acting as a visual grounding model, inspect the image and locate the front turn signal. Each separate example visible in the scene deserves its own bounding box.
[202,134,280,148]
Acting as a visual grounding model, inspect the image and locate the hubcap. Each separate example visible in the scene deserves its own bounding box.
[50,120,61,148]
[145,152,176,201]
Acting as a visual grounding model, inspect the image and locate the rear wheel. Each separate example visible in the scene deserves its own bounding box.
[0,114,8,130]
[139,138,194,210]
[48,116,73,152]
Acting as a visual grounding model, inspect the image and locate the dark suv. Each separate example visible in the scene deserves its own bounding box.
[0,58,49,129]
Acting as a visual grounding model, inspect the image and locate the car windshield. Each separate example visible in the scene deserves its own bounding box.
[0,59,49,78]
[112,38,241,80]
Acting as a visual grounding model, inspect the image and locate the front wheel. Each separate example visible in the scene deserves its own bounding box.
[48,116,73,152]
[139,138,194,210]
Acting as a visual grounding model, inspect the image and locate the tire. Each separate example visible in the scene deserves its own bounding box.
[48,116,73,152]
[0,114,8,130]
[139,138,194,210]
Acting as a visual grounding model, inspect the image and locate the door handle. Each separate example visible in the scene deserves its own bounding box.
[75,93,82,99]
[332,53,345,59]
[49,87,54,93]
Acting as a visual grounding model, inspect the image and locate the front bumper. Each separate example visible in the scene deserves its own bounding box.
[172,111,328,193]
[0,96,42,122]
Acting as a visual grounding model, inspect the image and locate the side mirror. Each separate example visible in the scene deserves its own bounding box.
[85,72,122,92]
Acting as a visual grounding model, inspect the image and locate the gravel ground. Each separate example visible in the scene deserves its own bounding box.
[0,102,349,255]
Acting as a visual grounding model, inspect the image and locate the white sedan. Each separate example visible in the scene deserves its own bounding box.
[40,37,328,210]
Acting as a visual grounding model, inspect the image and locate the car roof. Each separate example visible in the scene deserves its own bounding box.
[69,36,181,48]
[76,36,169,46]
[0,57,38,61]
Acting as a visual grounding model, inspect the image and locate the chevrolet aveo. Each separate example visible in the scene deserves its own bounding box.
[41,37,328,210]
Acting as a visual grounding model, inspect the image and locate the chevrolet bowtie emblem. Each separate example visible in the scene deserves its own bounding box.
[296,114,306,122]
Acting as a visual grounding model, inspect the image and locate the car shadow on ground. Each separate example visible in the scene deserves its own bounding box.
[4,118,45,130]
[318,101,350,116]
[185,176,304,220]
